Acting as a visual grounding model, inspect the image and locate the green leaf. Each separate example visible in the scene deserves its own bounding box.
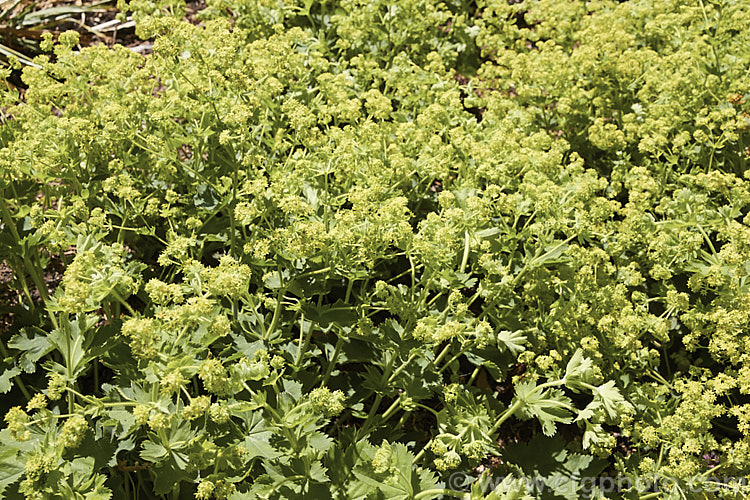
[352,442,430,500]
[241,413,281,460]
[497,330,527,356]
[515,381,574,437]
[0,367,21,393]
[263,269,290,289]
[396,357,440,400]
[47,314,106,379]
[194,183,219,210]
[0,447,24,495]
[106,438,136,467]
[581,422,606,451]
[302,299,358,329]
[591,380,628,420]
[564,349,594,391]
[150,459,194,495]
[7,329,52,373]
[352,470,411,499]
[75,432,119,472]
[308,462,329,483]
[475,227,501,238]
[501,434,607,497]
[307,431,334,454]
[282,379,303,401]
[480,475,535,500]
[140,440,169,462]
[574,400,600,423]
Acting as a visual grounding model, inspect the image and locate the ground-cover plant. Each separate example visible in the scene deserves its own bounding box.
[1,0,750,498]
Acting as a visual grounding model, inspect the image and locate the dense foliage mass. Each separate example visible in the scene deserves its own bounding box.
[1,0,750,498]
